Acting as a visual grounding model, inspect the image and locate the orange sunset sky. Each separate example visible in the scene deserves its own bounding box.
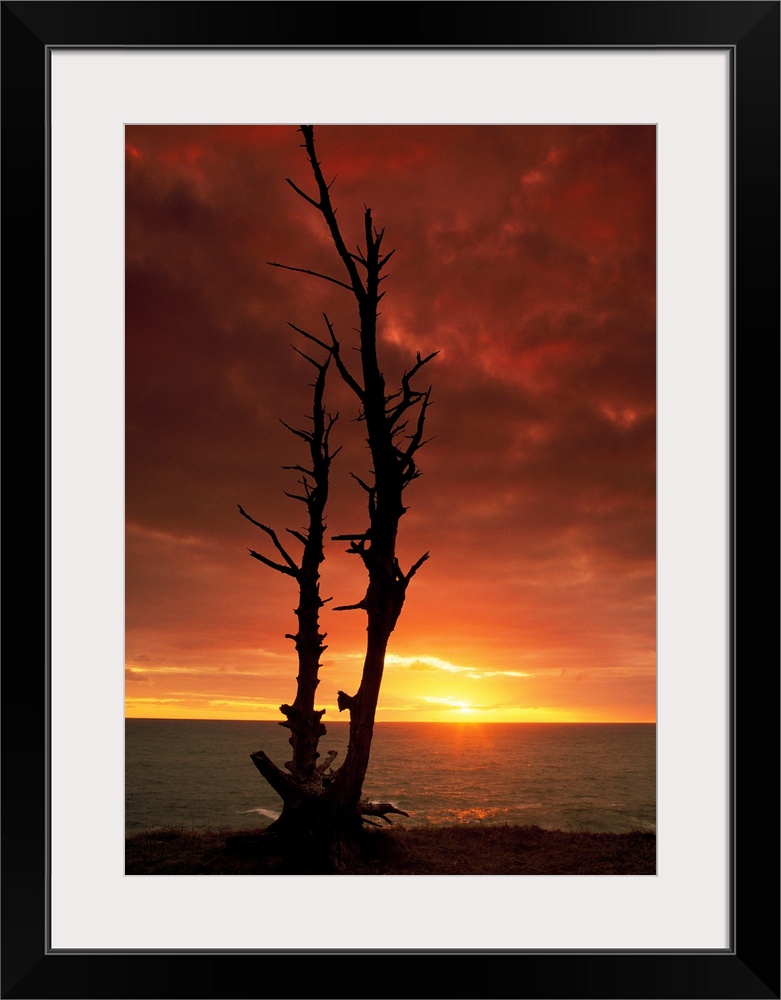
[125,124,656,724]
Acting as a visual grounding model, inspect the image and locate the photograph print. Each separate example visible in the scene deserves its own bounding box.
[124,123,656,876]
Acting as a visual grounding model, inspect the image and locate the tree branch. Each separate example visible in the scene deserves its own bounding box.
[297,125,366,300]
[287,321,331,353]
[280,418,314,444]
[268,260,354,294]
[316,749,339,775]
[403,388,433,461]
[284,176,321,209]
[323,314,365,401]
[291,345,325,370]
[387,351,438,425]
[404,551,430,584]
[283,490,311,505]
[247,548,298,577]
[333,599,367,612]
[360,800,410,824]
[250,750,297,800]
[349,472,374,494]
[238,505,301,573]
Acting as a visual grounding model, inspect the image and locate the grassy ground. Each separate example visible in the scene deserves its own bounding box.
[126,824,655,876]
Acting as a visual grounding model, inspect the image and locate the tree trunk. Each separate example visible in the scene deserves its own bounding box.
[242,126,429,869]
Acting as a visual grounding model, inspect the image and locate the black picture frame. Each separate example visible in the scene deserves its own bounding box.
[4,2,778,997]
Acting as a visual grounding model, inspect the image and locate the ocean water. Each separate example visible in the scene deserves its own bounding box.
[125,720,656,835]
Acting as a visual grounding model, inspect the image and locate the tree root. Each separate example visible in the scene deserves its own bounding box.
[360,801,410,825]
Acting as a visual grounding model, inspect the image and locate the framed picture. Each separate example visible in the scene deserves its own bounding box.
[7,2,778,997]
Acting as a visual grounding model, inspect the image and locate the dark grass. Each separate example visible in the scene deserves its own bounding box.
[126,824,656,876]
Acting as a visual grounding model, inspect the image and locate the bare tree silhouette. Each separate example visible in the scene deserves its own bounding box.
[239,126,436,867]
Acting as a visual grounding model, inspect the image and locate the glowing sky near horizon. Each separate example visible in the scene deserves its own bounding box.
[125,124,656,723]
